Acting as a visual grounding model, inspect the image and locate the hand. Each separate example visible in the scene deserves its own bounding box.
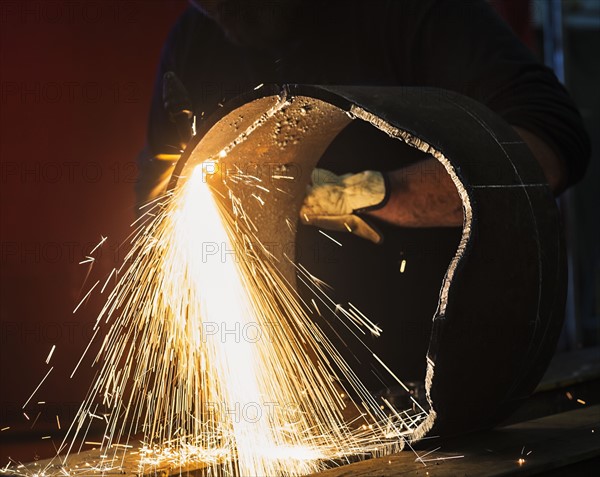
[300,168,388,244]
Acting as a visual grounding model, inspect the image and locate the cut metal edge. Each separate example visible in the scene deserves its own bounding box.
[348,104,474,442]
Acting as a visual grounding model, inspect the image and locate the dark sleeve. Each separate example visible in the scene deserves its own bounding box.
[403,0,591,187]
[135,7,199,206]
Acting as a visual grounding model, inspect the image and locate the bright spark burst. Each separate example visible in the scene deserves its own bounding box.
[13,160,430,477]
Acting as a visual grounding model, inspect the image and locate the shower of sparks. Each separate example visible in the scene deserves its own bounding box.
[414,446,441,462]
[318,230,342,247]
[420,455,464,463]
[12,158,430,477]
[72,281,99,314]
[45,345,56,364]
[100,268,116,294]
[22,367,54,409]
[348,303,382,337]
[399,259,407,273]
[89,236,108,255]
[69,328,99,379]
[30,412,41,429]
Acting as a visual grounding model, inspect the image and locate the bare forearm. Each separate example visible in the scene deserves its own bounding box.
[365,126,566,229]
[366,158,463,228]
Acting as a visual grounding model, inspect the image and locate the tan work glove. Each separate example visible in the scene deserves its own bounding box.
[300,168,388,244]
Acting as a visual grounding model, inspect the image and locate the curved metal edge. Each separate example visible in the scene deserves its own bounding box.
[169,84,565,439]
[167,83,286,192]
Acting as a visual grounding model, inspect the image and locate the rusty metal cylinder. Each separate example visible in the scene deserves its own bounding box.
[171,85,566,437]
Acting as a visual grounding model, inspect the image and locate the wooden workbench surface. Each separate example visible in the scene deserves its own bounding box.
[11,406,599,477]
[309,405,600,476]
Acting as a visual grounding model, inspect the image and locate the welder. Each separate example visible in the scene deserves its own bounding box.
[137,0,590,391]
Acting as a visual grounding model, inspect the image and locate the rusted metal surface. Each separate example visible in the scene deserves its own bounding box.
[171,85,565,437]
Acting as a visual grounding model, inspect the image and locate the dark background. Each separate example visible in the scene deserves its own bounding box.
[1,0,598,464]
[0,0,188,460]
